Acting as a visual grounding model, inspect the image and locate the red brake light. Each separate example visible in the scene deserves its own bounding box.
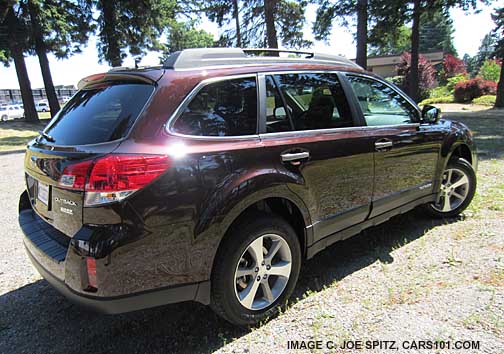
[86,155,171,192]
[58,154,171,206]
[59,160,93,190]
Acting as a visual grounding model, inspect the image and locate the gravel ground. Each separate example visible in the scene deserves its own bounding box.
[1,110,503,354]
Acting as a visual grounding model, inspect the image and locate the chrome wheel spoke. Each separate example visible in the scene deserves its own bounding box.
[442,195,452,212]
[451,175,469,189]
[247,236,264,265]
[240,279,261,309]
[446,169,453,184]
[452,191,465,201]
[269,261,291,278]
[261,281,274,303]
[264,240,281,263]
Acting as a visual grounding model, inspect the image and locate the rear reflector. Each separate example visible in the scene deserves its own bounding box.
[85,256,97,291]
[58,154,171,206]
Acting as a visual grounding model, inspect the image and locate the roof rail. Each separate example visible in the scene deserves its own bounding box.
[162,48,361,70]
[243,48,315,57]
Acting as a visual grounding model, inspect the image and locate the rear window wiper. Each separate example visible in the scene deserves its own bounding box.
[38,131,55,142]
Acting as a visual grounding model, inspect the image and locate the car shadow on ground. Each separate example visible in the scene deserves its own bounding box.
[0,208,460,354]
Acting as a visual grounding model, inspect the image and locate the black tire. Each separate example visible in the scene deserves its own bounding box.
[425,157,476,218]
[210,213,301,326]
[1,115,7,122]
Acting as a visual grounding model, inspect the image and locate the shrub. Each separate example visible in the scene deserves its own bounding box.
[396,52,436,101]
[472,95,496,106]
[478,59,502,82]
[385,76,404,86]
[446,74,468,93]
[442,54,467,80]
[454,78,497,103]
[429,86,450,98]
[419,96,454,106]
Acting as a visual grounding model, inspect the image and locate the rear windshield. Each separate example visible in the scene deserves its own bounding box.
[43,83,154,145]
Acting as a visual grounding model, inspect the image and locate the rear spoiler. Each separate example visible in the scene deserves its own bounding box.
[77,71,163,90]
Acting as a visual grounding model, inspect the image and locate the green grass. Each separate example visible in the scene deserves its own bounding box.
[0,116,50,151]
[37,112,51,119]
[473,95,496,106]
[419,96,454,106]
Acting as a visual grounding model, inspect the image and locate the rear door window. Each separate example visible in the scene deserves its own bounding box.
[172,77,258,136]
[43,83,154,145]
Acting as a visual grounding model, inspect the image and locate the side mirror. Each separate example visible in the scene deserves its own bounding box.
[274,106,287,119]
[421,105,441,123]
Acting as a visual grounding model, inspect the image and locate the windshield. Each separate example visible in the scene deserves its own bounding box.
[43,83,154,145]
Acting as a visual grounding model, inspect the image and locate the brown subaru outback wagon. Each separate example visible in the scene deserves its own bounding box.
[19,48,477,326]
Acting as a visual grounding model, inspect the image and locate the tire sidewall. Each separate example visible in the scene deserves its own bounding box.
[212,215,301,326]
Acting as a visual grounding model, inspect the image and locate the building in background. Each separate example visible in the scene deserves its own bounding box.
[360,51,444,78]
[0,85,77,105]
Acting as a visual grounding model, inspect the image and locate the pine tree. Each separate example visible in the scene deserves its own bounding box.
[1,5,38,122]
[419,9,457,55]
[314,0,373,68]
[95,0,177,66]
[26,0,94,117]
[204,0,242,47]
[368,25,411,56]
[206,0,311,50]
[163,21,215,56]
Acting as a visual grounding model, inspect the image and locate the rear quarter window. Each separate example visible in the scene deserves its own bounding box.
[43,83,154,145]
[171,77,258,137]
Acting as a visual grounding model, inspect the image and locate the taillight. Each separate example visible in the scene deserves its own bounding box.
[58,154,171,206]
[59,160,93,190]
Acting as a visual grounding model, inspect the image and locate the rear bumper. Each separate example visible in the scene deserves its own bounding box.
[25,246,207,314]
[19,193,211,314]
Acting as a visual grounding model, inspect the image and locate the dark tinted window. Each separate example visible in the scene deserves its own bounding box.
[347,75,419,125]
[172,77,257,136]
[43,83,153,145]
[271,73,353,131]
[265,76,292,133]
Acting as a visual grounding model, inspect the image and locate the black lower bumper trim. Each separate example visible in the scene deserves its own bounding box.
[26,248,209,314]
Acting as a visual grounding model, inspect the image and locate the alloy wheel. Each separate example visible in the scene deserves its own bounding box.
[234,233,292,311]
[431,167,470,213]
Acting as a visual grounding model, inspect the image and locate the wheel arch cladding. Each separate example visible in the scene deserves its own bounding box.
[449,144,472,165]
[208,190,312,278]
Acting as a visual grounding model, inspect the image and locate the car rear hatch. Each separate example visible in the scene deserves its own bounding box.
[24,73,158,237]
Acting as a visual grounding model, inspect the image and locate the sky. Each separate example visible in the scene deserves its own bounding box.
[0,1,502,89]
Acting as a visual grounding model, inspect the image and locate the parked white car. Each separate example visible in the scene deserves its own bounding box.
[35,102,49,112]
[0,105,24,121]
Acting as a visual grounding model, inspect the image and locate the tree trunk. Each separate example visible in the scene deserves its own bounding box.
[5,8,38,123]
[356,0,368,69]
[36,49,60,116]
[264,0,278,51]
[495,61,504,108]
[28,0,60,117]
[232,0,241,47]
[101,0,122,67]
[409,0,421,102]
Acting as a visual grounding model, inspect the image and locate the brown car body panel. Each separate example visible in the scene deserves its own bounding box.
[18,61,477,313]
